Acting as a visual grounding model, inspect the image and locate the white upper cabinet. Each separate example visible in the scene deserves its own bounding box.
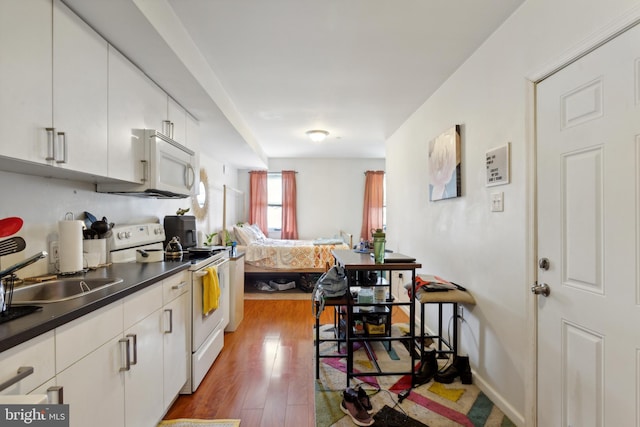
[186,113,200,152]
[0,0,108,175]
[0,0,52,165]
[0,0,198,183]
[108,46,167,183]
[52,0,108,176]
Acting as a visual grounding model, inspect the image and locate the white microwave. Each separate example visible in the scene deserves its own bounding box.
[97,129,197,198]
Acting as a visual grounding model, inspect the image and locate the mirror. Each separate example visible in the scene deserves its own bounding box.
[192,168,209,220]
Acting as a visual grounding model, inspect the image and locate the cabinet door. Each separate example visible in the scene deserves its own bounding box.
[163,292,189,408]
[124,310,164,427]
[185,113,200,152]
[0,0,52,164]
[108,46,167,182]
[53,0,108,175]
[56,336,125,427]
[0,331,55,396]
[167,97,187,144]
[56,301,123,373]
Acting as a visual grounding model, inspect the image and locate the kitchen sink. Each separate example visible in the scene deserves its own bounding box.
[11,277,124,304]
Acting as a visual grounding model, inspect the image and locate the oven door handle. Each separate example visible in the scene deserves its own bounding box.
[194,263,226,277]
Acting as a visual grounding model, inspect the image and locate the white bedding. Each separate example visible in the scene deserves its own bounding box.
[241,238,349,270]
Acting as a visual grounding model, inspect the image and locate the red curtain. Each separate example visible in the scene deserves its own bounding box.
[249,170,268,234]
[360,171,385,241]
[281,170,298,239]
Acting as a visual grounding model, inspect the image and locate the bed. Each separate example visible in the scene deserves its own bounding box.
[235,226,352,273]
[220,185,352,274]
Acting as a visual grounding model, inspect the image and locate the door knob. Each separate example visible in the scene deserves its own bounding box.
[531,283,550,297]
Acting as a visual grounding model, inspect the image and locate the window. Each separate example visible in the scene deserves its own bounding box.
[267,173,282,230]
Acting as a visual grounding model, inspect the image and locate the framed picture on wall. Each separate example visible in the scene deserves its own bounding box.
[428,125,461,201]
[485,143,510,186]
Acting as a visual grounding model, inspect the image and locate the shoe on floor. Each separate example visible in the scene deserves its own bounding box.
[434,355,473,384]
[341,388,374,426]
[354,384,373,414]
[414,348,438,386]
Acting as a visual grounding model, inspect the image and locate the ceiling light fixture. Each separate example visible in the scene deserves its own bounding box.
[306,129,329,143]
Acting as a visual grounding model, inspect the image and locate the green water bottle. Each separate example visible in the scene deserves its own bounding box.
[371,228,386,264]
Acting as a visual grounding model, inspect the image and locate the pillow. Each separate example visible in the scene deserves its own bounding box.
[233,224,258,245]
[249,223,267,240]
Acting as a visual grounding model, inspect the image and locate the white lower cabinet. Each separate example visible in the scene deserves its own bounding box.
[56,335,125,427]
[163,291,189,407]
[51,272,189,427]
[0,330,55,396]
[123,306,164,427]
[55,301,124,427]
[162,271,189,407]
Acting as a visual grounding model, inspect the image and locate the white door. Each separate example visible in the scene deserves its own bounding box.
[536,23,640,426]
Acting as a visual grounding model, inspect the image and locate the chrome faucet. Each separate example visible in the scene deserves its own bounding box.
[0,251,48,312]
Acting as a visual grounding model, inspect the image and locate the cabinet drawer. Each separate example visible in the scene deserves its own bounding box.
[0,331,55,395]
[163,271,189,304]
[123,283,163,330]
[56,302,123,373]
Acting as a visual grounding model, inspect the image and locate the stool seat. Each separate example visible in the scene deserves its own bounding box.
[417,288,476,305]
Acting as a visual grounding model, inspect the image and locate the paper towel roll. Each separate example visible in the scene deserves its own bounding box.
[59,220,84,274]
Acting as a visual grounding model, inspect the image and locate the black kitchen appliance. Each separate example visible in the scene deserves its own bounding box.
[164,215,197,249]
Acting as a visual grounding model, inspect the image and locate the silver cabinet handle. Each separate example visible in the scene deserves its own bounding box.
[45,128,56,160]
[0,366,34,392]
[164,309,173,334]
[46,386,63,404]
[185,163,196,190]
[56,132,67,164]
[126,333,137,366]
[171,281,188,290]
[119,338,130,371]
[140,159,148,183]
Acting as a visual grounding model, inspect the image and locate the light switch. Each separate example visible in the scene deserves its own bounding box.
[491,192,504,212]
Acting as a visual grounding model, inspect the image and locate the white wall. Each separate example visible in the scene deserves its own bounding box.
[238,157,385,241]
[194,152,239,244]
[0,152,236,278]
[385,0,640,425]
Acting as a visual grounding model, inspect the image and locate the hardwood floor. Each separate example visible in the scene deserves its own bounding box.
[164,298,409,427]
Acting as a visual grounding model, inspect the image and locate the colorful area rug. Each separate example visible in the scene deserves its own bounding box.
[315,323,515,427]
[158,419,240,427]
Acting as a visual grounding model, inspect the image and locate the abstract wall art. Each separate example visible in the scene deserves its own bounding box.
[428,125,461,201]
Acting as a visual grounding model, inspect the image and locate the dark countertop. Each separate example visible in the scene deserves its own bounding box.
[0,261,191,353]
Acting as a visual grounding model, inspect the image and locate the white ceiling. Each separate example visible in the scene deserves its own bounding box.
[63,0,524,169]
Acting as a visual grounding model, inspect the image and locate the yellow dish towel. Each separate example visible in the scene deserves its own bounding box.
[203,266,220,314]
